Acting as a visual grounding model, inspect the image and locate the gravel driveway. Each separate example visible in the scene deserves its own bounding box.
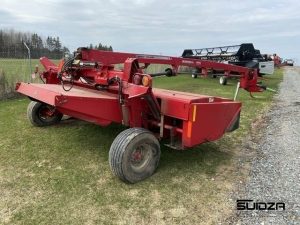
[232,67,300,225]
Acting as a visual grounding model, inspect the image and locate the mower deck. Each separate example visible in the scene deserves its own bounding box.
[17,82,241,148]
[15,49,248,183]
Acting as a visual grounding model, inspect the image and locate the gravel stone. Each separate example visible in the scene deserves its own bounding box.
[231,67,300,225]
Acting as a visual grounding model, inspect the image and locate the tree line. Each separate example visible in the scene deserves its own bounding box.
[88,43,113,51]
[0,29,70,59]
[0,29,114,59]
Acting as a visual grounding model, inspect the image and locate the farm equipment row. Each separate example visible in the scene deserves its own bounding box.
[182,43,275,77]
[16,48,269,183]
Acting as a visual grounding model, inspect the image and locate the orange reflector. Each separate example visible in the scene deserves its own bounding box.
[187,121,192,138]
[193,105,197,122]
[142,76,150,87]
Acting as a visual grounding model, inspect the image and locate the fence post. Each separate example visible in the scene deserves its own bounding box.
[23,42,32,83]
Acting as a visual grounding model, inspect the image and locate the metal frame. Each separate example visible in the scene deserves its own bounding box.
[16,48,269,149]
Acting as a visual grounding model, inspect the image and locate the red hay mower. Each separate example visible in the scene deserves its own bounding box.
[16,48,267,183]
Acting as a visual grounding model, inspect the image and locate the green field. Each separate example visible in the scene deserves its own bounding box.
[0,66,283,224]
[0,59,60,98]
[0,59,39,83]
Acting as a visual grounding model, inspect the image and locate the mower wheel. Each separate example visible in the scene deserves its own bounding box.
[219,76,227,85]
[109,128,161,183]
[27,101,63,127]
[192,68,200,79]
[191,73,198,79]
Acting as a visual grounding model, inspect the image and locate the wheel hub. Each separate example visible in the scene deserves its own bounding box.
[40,108,54,117]
[38,105,57,121]
[131,147,144,163]
[130,144,152,171]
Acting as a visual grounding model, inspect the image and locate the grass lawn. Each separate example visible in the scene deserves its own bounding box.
[0,59,41,83]
[0,59,60,95]
[0,69,283,224]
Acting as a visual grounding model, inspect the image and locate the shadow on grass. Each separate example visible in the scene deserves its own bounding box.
[54,118,232,179]
[159,142,232,177]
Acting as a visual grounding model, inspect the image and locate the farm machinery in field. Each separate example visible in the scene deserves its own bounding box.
[283,59,294,66]
[16,48,267,183]
[182,43,275,84]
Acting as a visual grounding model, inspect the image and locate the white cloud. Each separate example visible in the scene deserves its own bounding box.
[0,0,299,60]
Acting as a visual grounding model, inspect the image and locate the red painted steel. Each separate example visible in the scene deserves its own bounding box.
[77,49,264,93]
[18,83,122,126]
[183,101,241,147]
[15,49,252,149]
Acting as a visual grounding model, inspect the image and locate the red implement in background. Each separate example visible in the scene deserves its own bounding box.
[15,48,264,183]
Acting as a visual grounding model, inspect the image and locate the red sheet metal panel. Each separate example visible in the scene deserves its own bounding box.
[16,82,122,126]
[153,88,210,120]
[55,96,122,126]
[16,82,58,105]
[182,101,241,148]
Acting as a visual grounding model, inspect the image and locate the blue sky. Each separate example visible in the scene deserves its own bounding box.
[1,0,299,62]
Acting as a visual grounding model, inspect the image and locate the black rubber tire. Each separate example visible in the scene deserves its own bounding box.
[219,76,227,85]
[192,68,200,79]
[27,101,63,127]
[165,68,174,77]
[109,128,161,183]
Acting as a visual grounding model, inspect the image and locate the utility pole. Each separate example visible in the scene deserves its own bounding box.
[23,42,32,83]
